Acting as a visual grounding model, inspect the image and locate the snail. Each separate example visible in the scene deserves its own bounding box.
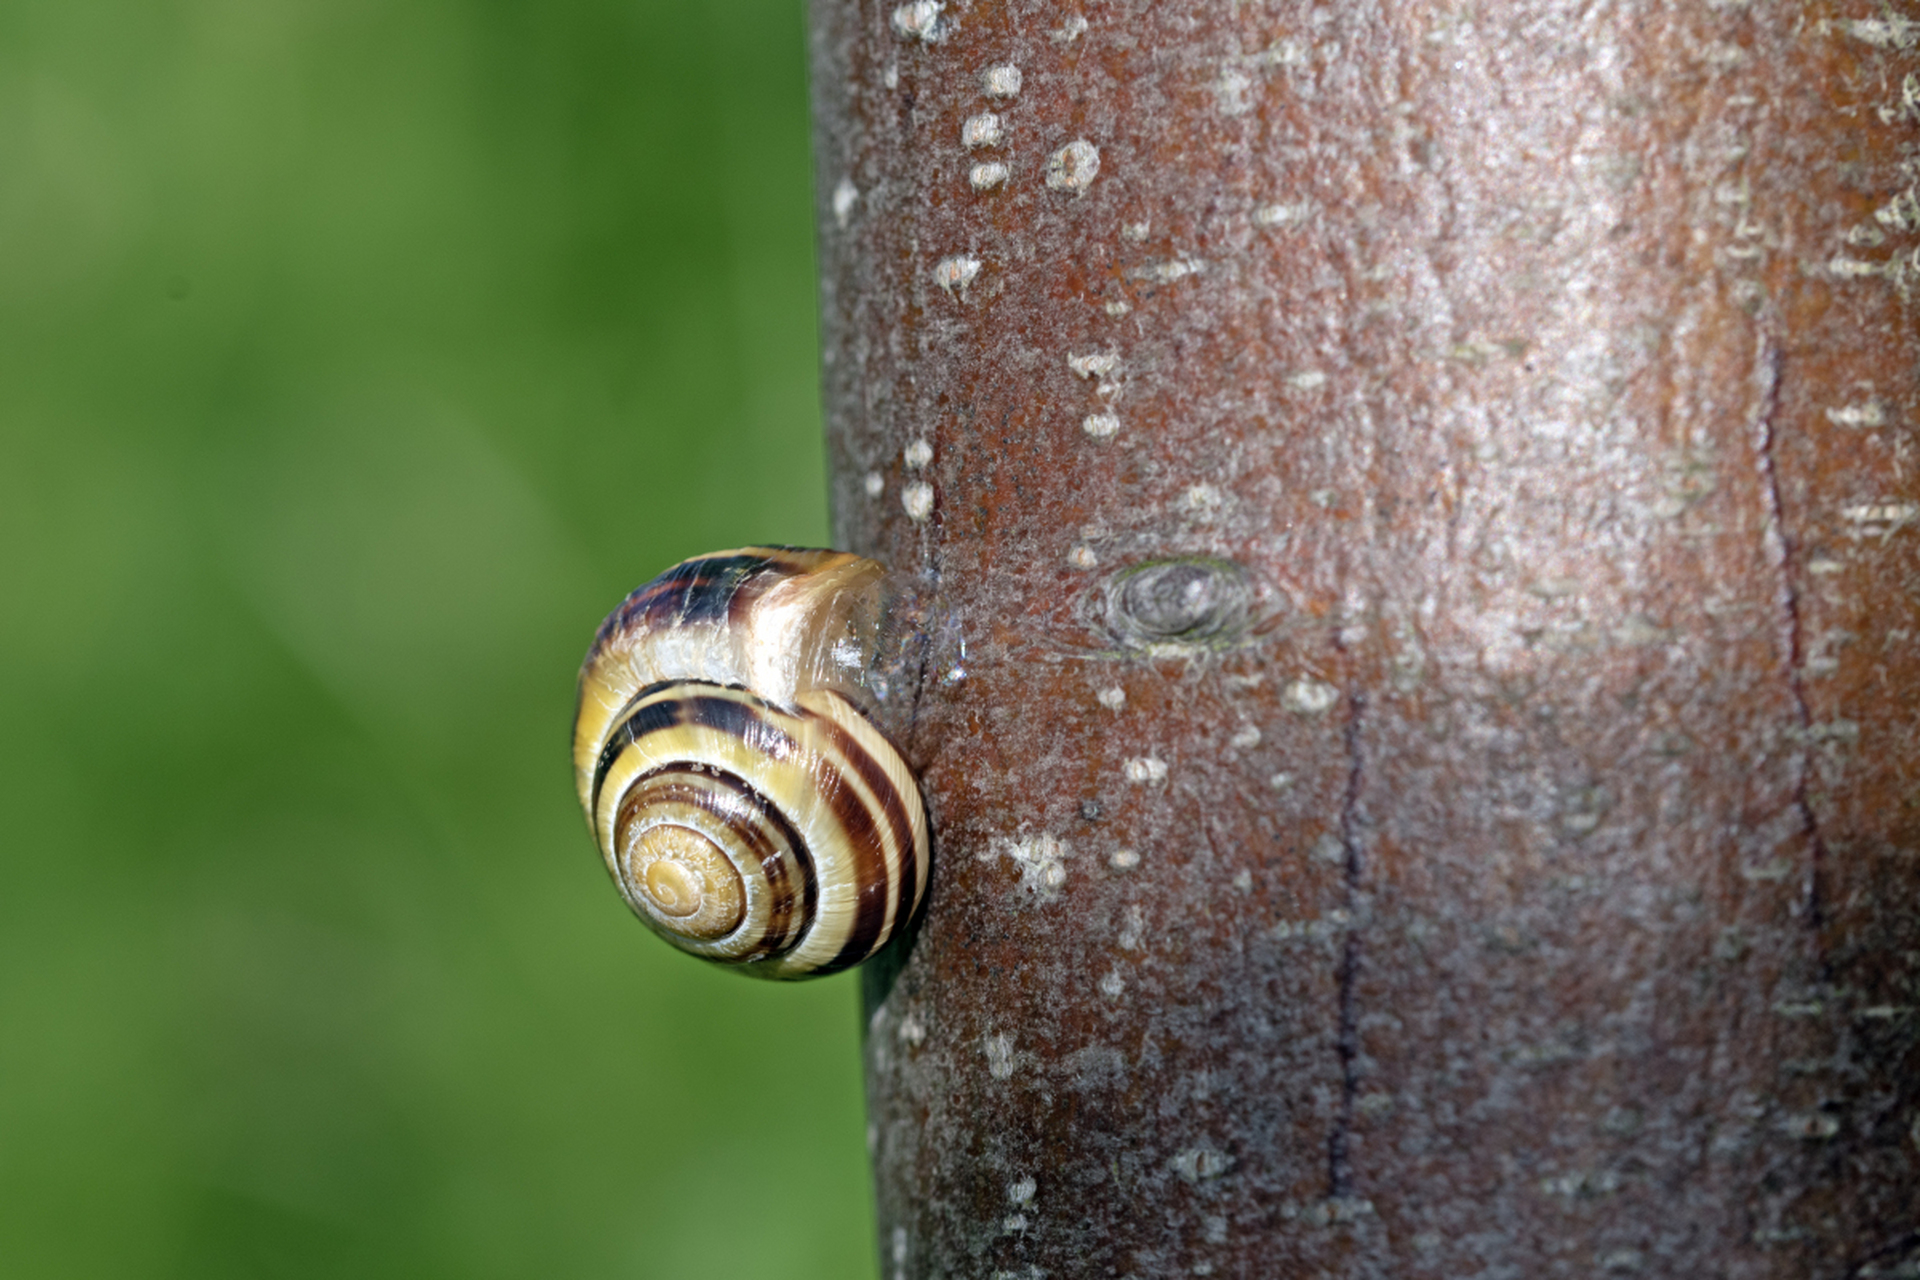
[572,547,930,978]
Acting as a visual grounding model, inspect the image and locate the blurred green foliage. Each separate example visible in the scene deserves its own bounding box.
[0,0,877,1275]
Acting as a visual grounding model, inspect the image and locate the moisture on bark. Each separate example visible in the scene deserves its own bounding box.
[810,1,1920,1275]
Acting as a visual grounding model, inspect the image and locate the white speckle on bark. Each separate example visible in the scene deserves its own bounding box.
[1122,221,1151,241]
[1877,188,1920,232]
[933,254,980,295]
[1002,1214,1029,1233]
[1099,970,1126,997]
[1171,1146,1234,1181]
[1282,676,1341,714]
[1184,483,1223,513]
[1068,544,1098,569]
[1778,1112,1843,1140]
[1279,1196,1374,1225]
[1068,351,1120,379]
[1118,904,1145,949]
[1104,299,1131,317]
[1254,201,1312,227]
[1046,140,1101,193]
[1613,615,1671,647]
[1109,848,1140,870]
[1052,16,1088,42]
[897,1013,926,1045]
[1082,412,1120,440]
[982,64,1023,97]
[1842,501,1919,529]
[1742,857,1796,882]
[1270,771,1294,790]
[1230,725,1261,749]
[1008,1175,1037,1205]
[963,112,1004,148]
[1287,370,1329,390]
[832,178,859,228]
[970,161,1010,190]
[1204,1215,1229,1244]
[864,470,885,497]
[902,482,935,521]
[1841,15,1918,48]
[904,439,933,468]
[1124,756,1168,784]
[1828,255,1882,279]
[891,1,944,42]
[985,1033,1015,1079]
[1232,869,1254,892]
[1097,686,1126,710]
[1130,258,1203,283]
[1540,1168,1621,1198]
[884,64,899,89]
[1271,911,1347,942]
[1826,401,1887,428]
[997,833,1069,898]
[1216,65,1254,115]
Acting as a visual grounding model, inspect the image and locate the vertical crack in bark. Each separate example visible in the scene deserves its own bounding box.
[1328,674,1368,1199]
[1747,335,1829,933]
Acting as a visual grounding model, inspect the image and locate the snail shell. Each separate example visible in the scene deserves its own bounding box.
[572,547,930,979]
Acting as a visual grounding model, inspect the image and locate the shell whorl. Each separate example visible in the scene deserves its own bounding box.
[572,548,929,979]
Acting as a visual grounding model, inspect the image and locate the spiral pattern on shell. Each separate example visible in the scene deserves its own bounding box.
[572,548,929,979]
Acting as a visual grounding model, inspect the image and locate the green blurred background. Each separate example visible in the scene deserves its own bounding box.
[0,1,878,1275]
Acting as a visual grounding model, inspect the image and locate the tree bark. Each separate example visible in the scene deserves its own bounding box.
[811,1,1920,1275]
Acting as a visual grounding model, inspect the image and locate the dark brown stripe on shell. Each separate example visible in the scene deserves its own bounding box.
[803,705,919,971]
[684,693,796,759]
[591,689,683,813]
[582,546,829,667]
[622,766,818,960]
[616,773,796,949]
[800,738,896,975]
[619,553,774,631]
[590,685,795,818]
[722,547,840,629]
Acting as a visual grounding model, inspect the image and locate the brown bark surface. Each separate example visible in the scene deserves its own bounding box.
[810,1,1920,1275]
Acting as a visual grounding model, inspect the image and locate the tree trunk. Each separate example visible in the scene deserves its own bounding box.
[810,1,1920,1275]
